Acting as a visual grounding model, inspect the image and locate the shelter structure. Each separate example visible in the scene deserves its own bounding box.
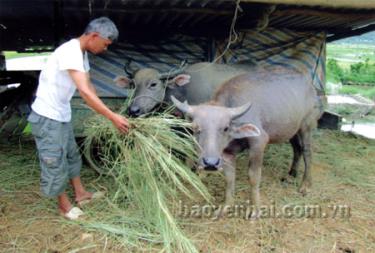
[1,0,375,135]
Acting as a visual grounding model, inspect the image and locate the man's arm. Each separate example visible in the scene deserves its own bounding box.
[68,69,129,133]
[85,73,97,94]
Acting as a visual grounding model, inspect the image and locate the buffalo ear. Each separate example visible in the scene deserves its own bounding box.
[229,123,261,139]
[168,74,191,87]
[114,76,134,88]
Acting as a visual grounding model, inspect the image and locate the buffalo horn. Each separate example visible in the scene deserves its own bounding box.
[228,102,252,119]
[123,58,136,77]
[170,96,194,115]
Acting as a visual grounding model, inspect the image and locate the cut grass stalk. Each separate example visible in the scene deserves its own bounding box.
[83,106,212,252]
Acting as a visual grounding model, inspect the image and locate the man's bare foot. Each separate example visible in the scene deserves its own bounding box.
[58,192,73,214]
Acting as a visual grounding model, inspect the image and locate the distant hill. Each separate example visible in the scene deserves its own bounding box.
[333,31,375,44]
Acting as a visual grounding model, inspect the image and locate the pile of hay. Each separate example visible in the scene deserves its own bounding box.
[83,107,211,253]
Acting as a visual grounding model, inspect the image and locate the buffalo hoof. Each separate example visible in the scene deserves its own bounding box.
[245,209,260,220]
[213,208,224,220]
[298,182,311,196]
[212,203,234,220]
[288,168,298,177]
[280,176,296,185]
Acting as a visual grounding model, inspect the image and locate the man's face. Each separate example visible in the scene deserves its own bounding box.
[88,33,112,54]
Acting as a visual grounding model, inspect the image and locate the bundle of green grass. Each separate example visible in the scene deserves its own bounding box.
[82,106,211,253]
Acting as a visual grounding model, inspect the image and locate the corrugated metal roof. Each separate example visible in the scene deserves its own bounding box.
[1,0,375,51]
[60,0,375,37]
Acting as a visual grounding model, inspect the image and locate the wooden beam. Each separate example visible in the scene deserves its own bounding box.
[63,7,233,16]
[240,0,375,10]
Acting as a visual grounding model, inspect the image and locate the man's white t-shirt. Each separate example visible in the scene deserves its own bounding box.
[32,39,90,122]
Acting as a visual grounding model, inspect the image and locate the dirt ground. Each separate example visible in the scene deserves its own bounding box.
[1,129,374,253]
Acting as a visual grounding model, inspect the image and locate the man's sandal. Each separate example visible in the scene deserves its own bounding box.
[76,191,105,207]
[61,207,84,220]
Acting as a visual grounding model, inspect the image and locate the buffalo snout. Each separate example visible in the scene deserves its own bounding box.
[128,106,141,117]
[202,157,221,171]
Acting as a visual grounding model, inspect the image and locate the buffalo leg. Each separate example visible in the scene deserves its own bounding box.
[299,129,313,195]
[289,133,303,177]
[247,138,267,218]
[222,152,236,206]
[213,152,236,218]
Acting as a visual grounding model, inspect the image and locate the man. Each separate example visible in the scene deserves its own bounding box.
[28,17,129,220]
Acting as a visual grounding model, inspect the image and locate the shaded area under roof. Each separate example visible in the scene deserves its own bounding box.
[1,0,375,51]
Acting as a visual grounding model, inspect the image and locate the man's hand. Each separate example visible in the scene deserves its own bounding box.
[110,113,130,134]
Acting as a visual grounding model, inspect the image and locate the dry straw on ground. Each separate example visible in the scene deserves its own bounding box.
[1,121,374,252]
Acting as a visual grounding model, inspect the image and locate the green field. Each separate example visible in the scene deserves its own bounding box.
[3,51,50,60]
[327,44,375,64]
[326,43,375,100]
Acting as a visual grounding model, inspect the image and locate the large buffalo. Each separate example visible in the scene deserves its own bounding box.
[171,67,324,218]
[115,62,254,116]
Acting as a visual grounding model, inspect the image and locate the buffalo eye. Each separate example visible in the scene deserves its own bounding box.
[149,82,158,88]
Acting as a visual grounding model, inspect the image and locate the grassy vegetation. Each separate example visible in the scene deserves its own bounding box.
[1,129,375,252]
[326,44,375,100]
[3,51,50,60]
[327,58,375,85]
[340,85,375,99]
[327,44,375,63]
